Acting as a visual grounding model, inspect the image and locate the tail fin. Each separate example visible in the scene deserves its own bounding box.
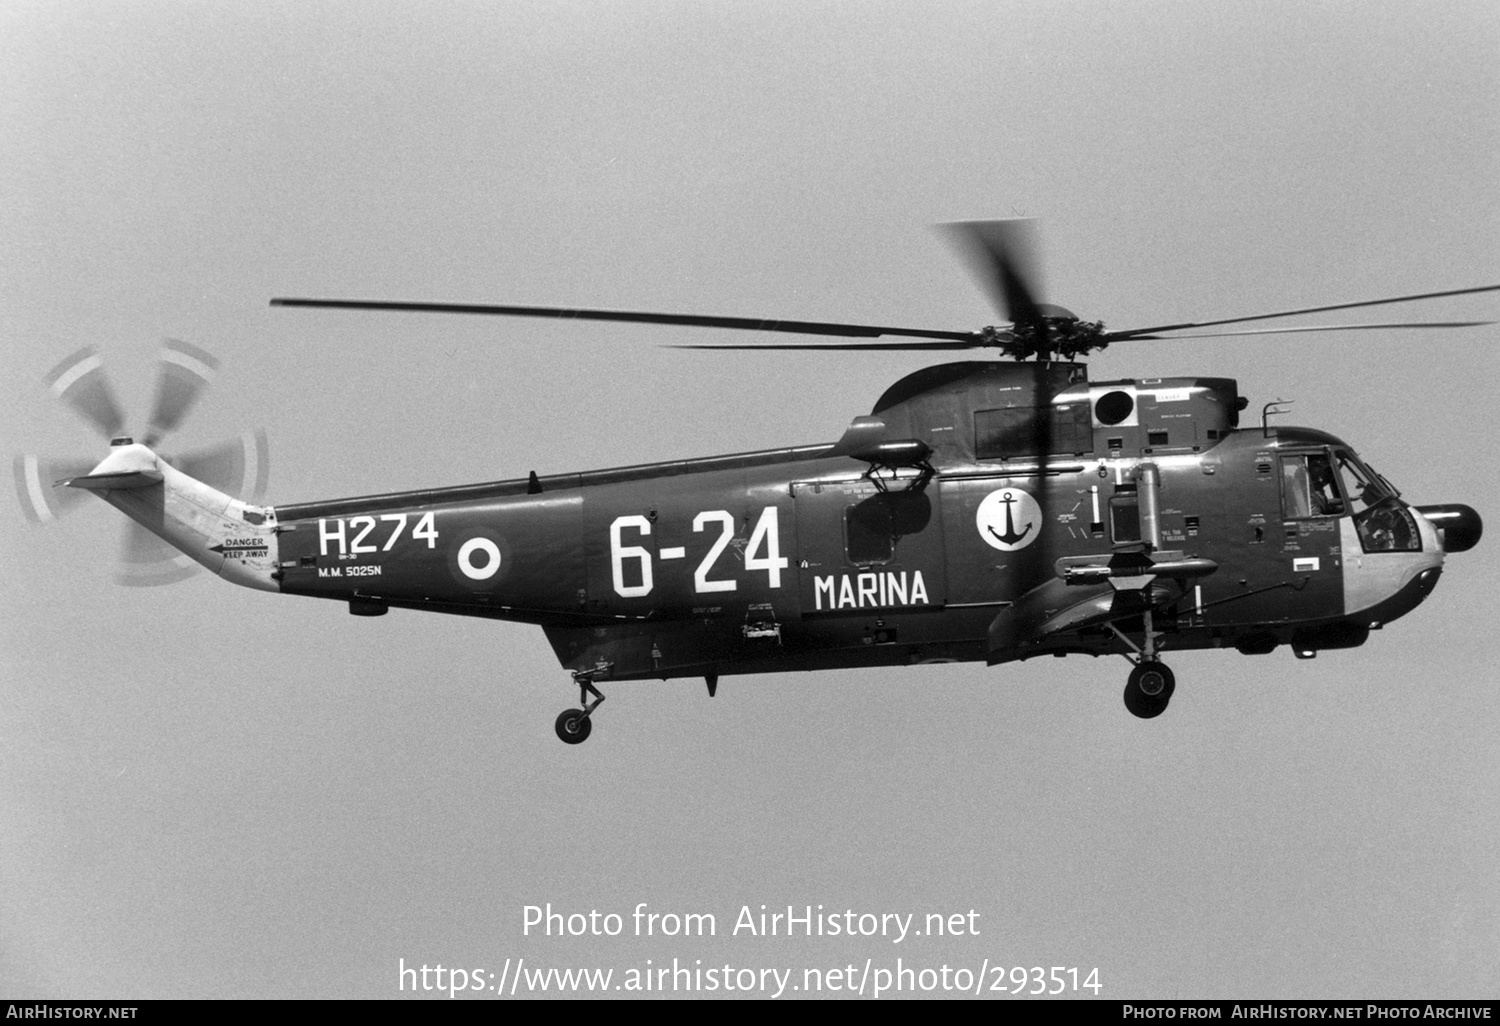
[65,442,280,592]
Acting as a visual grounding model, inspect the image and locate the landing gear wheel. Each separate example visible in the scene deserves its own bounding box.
[555,709,593,745]
[554,669,607,745]
[1124,661,1176,719]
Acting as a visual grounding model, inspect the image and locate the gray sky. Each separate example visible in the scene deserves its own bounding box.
[2,0,1497,1000]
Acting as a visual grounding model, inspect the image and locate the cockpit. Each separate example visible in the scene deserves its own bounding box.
[1280,447,1421,553]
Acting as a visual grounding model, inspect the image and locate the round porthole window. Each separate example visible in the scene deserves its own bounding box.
[1095,390,1134,425]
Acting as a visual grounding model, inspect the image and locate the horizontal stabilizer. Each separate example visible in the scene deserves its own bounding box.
[14,455,95,523]
[62,469,165,491]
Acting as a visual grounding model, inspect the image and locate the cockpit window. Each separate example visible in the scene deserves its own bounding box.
[1334,451,1385,517]
[1334,449,1421,553]
[1280,453,1344,519]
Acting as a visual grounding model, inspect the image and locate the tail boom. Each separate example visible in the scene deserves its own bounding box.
[67,442,280,592]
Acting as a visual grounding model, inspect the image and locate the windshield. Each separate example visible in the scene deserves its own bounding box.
[1333,449,1420,553]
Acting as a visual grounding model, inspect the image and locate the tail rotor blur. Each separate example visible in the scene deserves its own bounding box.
[16,343,270,584]
[44,347,126,439]
[146,339,220,447]
[174,430,271,502]
[13,454,97,523]
[118,521,200,587]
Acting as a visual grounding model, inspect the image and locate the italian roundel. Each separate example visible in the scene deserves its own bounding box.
[447,526,507,586]
[975,487,1043,552]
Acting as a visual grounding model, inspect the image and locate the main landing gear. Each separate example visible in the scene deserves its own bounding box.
[1108,605,1176,719]
[554,667,608,745]
[1123,660,1176,719]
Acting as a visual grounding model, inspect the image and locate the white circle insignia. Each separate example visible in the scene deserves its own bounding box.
[975,488,1043,551]
[457,537,502,580]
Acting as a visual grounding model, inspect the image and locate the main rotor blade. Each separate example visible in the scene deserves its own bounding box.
[270,298,975,342]
[1107,284,1500,340]
[1115,320,1495,340]
[936,219,1048,328]
[44,347,125,439]
[147,339,219,445]
[672,339,988,351]
[173,430,270,500]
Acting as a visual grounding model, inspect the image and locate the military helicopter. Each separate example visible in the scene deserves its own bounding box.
[20,221,1491,742]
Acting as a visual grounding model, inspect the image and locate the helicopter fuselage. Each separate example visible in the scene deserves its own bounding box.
[256,362,1456,685]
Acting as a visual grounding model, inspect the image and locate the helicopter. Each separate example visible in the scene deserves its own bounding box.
[19,221,1491,743]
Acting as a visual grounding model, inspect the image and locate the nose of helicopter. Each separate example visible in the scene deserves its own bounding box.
[1415,504,1484,553]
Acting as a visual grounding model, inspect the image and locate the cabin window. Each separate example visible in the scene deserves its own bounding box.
[845,501,893,565]
[1110,494,1141,544]
[1094,390,1134,426]
[974,404,1092,460]
[1052,403,1092,453]
[974,408,1032,459]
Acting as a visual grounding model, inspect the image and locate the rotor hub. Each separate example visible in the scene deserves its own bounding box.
[983,316,1109,362]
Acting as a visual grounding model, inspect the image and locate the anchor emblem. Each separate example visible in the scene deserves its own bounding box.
[987,491,1033,546]
[976,487,1042,551]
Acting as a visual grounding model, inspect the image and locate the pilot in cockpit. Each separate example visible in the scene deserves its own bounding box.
[1309,455,1344,516]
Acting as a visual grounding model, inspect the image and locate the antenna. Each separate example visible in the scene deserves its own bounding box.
[1261,398,1294,437]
